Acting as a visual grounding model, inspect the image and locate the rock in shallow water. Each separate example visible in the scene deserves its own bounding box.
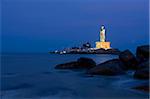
[136,45,150,62]
[87,59,125,76]
[132,84,149,92]
[55,57,96,69]
[119,50,138,70]
[137,60,149,69]
[77,57,96,68]
[55,61,78,69]
[134,67,149,80]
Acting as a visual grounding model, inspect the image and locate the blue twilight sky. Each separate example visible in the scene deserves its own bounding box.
[1,0,149,53]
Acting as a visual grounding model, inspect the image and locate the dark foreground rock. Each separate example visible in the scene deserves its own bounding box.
[55,57,96,69]
[137,60,149,69]
[55,61,78,69]
[134,67,149,80]
[77,57,96,68]
[87,59,125,76]
[136,45,150,62]
[119,50,138,70]
[132,84,149,92]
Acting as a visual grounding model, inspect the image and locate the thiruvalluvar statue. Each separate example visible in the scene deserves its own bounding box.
[96,25,110,49]
[100,25,105,42]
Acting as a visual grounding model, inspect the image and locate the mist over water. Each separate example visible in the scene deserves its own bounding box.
[1,53,149,98]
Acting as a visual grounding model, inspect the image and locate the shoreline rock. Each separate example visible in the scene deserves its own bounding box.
[119,50,138,70]
[55,57,96,69]
[137,60,149,70]
[133,67,149,80]
[136,45,150,63]
[87,59,125,76]
[132,85,149,93]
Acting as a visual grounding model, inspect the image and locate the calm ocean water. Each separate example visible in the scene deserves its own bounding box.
[1,53,149,99]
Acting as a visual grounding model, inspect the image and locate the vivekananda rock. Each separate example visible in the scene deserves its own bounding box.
[49,25,121,54]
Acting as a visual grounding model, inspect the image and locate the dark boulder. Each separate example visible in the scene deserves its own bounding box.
[77,57,96,68]
[136,45,150,62]
[137,60,149,69]
[119,50,138,70]
[132,84,149,92]
[87,59,125,76]
[55,61,78,69]
[55,57,96,69]
[134,67,149,80]
[94,48,121,54]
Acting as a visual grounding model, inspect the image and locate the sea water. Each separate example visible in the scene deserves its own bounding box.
[1,53,149,99]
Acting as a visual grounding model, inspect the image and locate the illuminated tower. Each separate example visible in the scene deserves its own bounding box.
[96,25,111,49]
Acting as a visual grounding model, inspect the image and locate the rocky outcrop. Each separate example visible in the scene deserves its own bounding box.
[137,60,149,69]
[133,67,149,80]
[55,61,78,69]
[77,57,96,68]
[133,45,150,80]
[87,59,125,76]
[119,50,138,70]
[92,48,121,54]
[55,57,96,69]
[132,83,149,92]
[136,45,150,63]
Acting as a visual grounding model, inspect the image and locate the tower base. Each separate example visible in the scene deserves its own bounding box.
[96,42,111,49]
